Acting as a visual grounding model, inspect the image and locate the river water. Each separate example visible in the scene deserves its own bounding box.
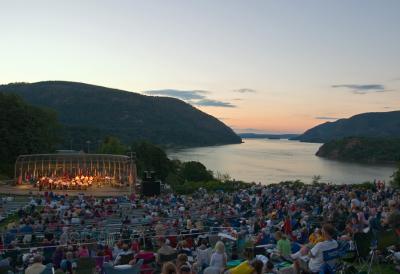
[167,138,396,184]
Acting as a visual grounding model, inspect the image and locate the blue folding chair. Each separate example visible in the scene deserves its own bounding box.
[319,241,350,274]
[103,259,143,274]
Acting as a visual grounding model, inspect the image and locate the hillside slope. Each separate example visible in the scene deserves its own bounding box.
[316,137,400,163]
[294,111,400,143]
[0,81,242,148]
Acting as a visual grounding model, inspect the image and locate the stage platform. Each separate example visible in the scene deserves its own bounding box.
[0,183,133,197]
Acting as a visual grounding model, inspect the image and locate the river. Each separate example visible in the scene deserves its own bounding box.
[167,138,396,184]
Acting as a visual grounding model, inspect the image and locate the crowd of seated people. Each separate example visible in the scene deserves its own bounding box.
[0,180,398,273]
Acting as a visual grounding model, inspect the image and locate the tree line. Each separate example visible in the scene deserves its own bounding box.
[97,137,249,194]
[1,93,398,191]
[0,94,248,193]
[0,93,60,177]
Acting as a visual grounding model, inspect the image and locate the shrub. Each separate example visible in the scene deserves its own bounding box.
[390,163,400,188]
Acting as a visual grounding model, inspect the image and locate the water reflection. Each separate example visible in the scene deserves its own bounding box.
[167,139,396,184]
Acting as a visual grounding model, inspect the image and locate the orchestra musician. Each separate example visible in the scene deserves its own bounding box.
[32,173,122,191]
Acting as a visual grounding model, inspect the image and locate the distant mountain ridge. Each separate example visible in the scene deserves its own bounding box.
[0,81,242,148]
[294,111,400,143]
[239,133,299,139]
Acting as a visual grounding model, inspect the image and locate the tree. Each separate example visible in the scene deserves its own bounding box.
[179,161,213,182]
[131,141,172,181]
[165,172,184,187]
[0,93,60,176]
[216,171,231,182]
[312,175,321,184]
[391,163,400,188]
[98,136,126,155]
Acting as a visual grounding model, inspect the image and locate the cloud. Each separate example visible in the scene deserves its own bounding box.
[233,88,257,93]
[144,88,236,108]
[193,99,236,108]
[315,116,341,120]
[144,89,208,100]
[331,84,388,94]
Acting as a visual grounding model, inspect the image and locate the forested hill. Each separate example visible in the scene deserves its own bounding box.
[0,81,241,148]
[294,111,400,143]
[316,137,400,163]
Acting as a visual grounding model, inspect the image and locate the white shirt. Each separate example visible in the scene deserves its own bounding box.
[351,198,361,208]
[71,217,80,224]
[196,247,212,265]
[209,252,226,269]
[308,239,338,272]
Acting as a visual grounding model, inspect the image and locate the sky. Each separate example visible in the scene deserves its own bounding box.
[0,0,399,134]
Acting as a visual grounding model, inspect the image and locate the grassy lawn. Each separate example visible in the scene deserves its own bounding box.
[0,195,31,203]
[370,264,398,274]
[0,213,19,230]
[0,195,31,230]
[0,174,10,180]
[352,262,398,274]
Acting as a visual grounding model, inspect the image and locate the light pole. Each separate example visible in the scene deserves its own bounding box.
[127,151,136,195]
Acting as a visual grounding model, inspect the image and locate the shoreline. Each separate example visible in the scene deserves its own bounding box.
[167,139,395,185]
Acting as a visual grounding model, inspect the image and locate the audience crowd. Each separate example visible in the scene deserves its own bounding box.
[0,181,399,274]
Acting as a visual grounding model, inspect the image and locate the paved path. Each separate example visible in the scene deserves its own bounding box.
[0,184,132,197]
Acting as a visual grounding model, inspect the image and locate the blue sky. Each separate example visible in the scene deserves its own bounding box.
[0,0,399,133]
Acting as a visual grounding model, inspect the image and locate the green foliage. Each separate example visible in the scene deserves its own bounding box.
[0,174,10,180]
[215,171,231,182]
[353,181,377,191]
[129,141,250,194]
[131,141,173,181]
[316,137,400,163]
[0,93,60,176]
[0,212,19,230]
[391,163,400,188]
[165,172,184,187]
[0,81,242,149]
[179,161,213,182]
[98,136,127,155]
[277,180,306,188]
[311,175,321,184]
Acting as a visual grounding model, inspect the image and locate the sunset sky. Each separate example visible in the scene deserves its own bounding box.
[1,1,399,133]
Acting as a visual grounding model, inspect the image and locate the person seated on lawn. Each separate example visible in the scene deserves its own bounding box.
[157,239,177,264]
[225,259,264,274]
[162,262,177,274]
[308,228,323,245]
[25,255,46,274]
[265,261,277,273]
[114,243,134,265]
[275,231,291,258]
[293,223,338,274]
